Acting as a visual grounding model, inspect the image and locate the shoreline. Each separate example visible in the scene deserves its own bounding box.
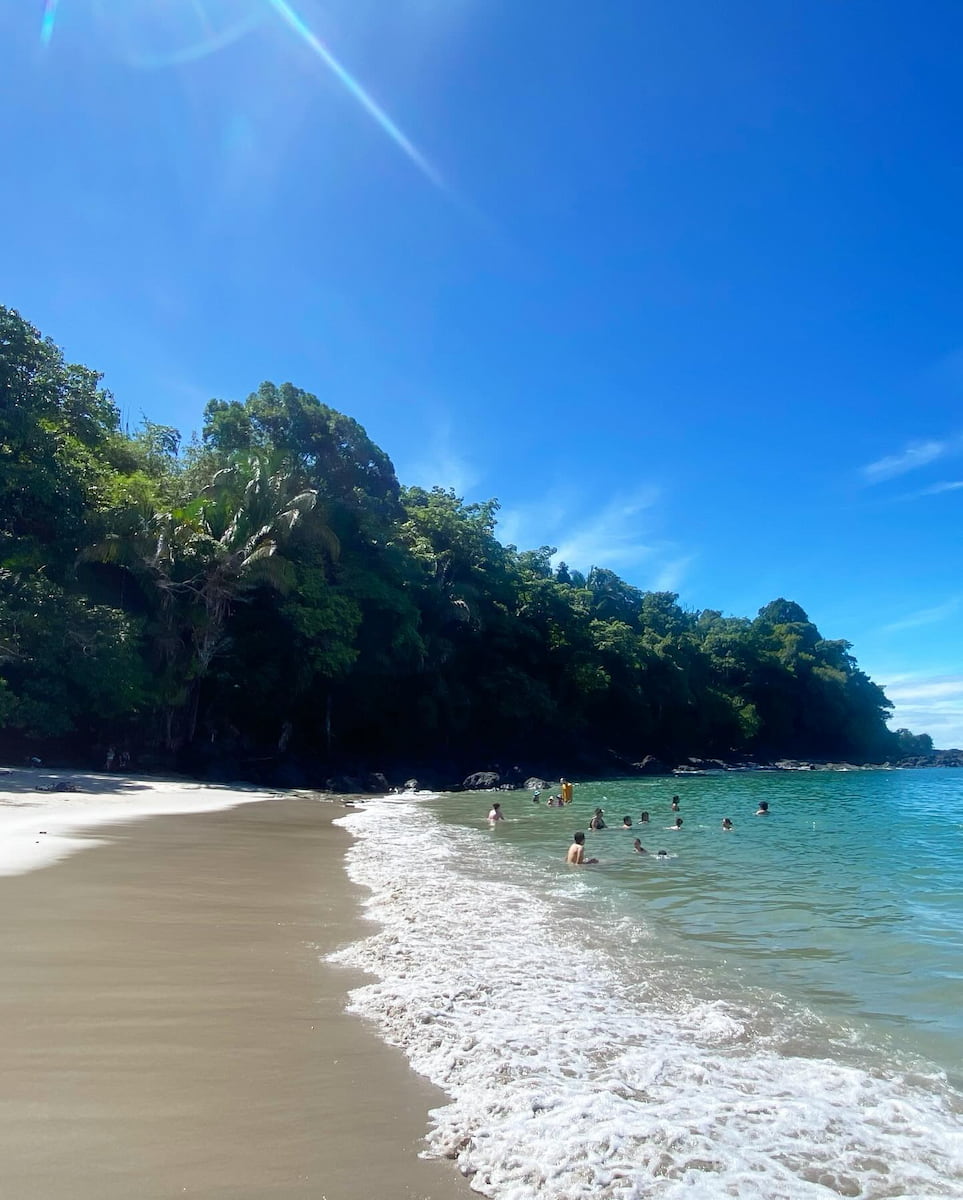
[0,791,475,1199]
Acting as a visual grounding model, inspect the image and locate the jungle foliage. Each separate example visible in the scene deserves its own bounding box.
[0,307,922,774]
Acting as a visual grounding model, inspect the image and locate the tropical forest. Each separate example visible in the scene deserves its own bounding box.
[0,306,933,783]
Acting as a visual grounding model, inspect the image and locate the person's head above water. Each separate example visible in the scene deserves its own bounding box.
[674,817,683,827]
[622,816,632,826]
[756,801,769,814]
[640,811,650,822]
[722,817,733,829]
[573,831,585,845]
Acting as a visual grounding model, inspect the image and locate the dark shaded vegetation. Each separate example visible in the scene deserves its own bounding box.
[0,307,933,782]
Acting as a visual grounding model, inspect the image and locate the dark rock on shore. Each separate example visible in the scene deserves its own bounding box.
[524,777,551,791]
[325,771,393,793]
[462,770,501,790]
[896,749,963,769]
[633,755,671,776]
[327,774,366,793]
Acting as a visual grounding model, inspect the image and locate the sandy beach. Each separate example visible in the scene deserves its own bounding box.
[0,773,474,1200]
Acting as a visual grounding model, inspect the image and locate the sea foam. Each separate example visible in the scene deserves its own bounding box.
[332,799,963,1199]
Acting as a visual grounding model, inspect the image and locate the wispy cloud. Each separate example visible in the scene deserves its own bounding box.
[918,480,963,496]
[881,598,960,634]
[651,556,696,592]
[497,498,568,551]
[402,420,481,497]
[497,488,694,591]
[553,489,660,571]
[860,439,950,484]
[878,672,963,749]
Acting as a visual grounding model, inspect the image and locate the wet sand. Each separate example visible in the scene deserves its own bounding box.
[0,797,475,1200]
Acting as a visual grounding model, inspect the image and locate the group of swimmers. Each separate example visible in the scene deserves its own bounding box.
[488,785,771,866]
[568,795,771,864]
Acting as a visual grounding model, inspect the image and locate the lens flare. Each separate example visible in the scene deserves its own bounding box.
[37,1,444,191]
[40,0,60,45]
[89,0,264,68]
[264,0,443,189]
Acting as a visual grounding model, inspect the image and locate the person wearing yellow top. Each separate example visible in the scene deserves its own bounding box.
[560,778,574,804]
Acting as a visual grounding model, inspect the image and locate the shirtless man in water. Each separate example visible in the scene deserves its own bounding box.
[566,832,598,865]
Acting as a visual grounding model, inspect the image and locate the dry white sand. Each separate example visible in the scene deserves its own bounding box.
[0,777,475,1199]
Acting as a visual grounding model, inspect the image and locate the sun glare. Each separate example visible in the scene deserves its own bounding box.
[263,0,444,189]
[40,0,443,189]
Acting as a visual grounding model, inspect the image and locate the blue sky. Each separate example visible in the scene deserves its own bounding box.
[3,0,962,745]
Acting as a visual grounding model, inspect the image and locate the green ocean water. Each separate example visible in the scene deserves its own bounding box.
[433,768,963,1080]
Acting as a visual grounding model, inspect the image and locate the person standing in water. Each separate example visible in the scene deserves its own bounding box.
[566,832,598,865]
[670,796,681,812]
[488,802,505,822]
[589,808,606,831]
[633,838,647,854]
[560,778,574,805]
[755,801,770,816]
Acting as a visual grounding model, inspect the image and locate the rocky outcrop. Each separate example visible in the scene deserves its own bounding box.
[633,755,671,776]
[524,777,551,791]
[462,770,501,790]
[896,749,963,769]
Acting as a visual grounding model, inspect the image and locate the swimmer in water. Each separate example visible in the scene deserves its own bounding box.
[755,801,770,816]
[633,838,647,854]
[488,802,505,822]
[656,849,669,858]
[639,811,650,824]
[566,831,598,865]
[670,796,681,812]
[622,815,633,828]
[666,817,683,830]
[589,808,606,831]
[722,817,733,830]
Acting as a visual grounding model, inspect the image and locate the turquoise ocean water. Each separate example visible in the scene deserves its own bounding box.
[333,770,963,1198]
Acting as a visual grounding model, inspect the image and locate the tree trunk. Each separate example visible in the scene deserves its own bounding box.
[187,678,202,744]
